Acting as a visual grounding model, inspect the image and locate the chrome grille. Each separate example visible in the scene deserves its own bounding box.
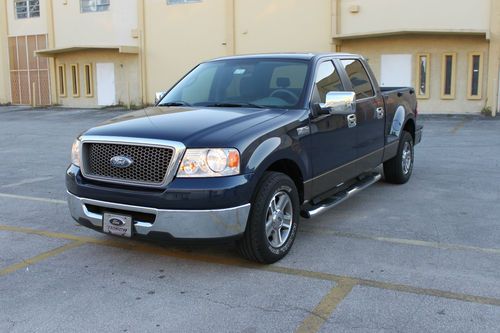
[83,143,174,186]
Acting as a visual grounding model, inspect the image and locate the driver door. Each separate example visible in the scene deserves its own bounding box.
[309,60,358,197]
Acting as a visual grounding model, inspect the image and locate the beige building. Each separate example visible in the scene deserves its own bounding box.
[0,0,499,116]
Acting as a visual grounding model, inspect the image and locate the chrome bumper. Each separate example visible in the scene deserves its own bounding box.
[67,192,250,239]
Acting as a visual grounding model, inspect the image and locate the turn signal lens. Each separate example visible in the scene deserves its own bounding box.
[228,150,239,168]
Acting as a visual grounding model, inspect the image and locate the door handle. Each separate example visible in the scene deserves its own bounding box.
[347,114,357,128]
[376,107,384,119]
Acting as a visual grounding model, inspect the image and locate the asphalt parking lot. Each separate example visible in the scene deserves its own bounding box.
[1,106,499,333]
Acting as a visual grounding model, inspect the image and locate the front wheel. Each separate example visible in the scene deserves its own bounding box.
[236,172,300,264]
[383,130,414,184]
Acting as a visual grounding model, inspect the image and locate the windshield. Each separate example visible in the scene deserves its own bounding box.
[158,59,310,109]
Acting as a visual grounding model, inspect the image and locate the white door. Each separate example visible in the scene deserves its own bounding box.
[380,54,412,87]
[96,63,116,106]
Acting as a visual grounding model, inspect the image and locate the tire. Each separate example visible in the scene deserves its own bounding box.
[383,130,414,184]
[236,172,300,264]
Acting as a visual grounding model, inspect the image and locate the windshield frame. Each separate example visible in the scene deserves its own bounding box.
[157,58,313,110]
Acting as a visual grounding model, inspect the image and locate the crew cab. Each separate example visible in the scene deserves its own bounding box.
[66,53,422,263]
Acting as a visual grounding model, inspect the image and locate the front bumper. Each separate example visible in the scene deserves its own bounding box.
[67,191,251,239]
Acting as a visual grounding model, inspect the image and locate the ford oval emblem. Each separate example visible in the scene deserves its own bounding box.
[110,156,133,168]
[109,218,125,226]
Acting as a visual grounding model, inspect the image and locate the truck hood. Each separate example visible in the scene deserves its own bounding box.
[84,106,287,147]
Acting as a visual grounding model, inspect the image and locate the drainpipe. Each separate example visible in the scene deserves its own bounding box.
[225,0,236,55]
[46,0,58,105]
[0,0,12,104]
[138,0,147,106]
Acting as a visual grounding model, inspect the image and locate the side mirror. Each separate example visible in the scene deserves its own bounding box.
[318,91,356,115]
[155,91,166,104]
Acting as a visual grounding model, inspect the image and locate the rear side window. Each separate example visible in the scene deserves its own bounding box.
[341,59,374,99]
[313,61,343,103]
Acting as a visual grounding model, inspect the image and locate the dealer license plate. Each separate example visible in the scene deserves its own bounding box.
[103,212,132,238]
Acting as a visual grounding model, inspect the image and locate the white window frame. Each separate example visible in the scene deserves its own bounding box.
[80,0,110,13]
[15,0,40,19]
[167,0,201,5]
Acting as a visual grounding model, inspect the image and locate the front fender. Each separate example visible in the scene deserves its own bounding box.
[243,135,310,183]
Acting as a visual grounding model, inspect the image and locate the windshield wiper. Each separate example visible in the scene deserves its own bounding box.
[202,102,266,109]
[158,101,191,107]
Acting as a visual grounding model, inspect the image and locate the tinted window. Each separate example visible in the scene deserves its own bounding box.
[160,59,310,109]
[313,61,343,103]
[341,59,374,99]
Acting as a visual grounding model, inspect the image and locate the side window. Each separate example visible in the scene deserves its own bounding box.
[313,61,343,103]
[341,59,374,100]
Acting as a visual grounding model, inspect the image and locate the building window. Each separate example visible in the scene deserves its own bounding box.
[57,64,66,97]
[167,0,201,5]
[80,0,110,13]
[441,53,456,99]
[84,64,93,97]
[467,52,483,100]
[416,53,430,99]
[71,64,80,97]
[15,0,40,19]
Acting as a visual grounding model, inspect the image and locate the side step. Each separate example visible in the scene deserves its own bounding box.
[301,173,382,219]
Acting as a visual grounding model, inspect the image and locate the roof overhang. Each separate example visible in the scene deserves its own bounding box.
[35,45,139,57]
[334,29,489,41]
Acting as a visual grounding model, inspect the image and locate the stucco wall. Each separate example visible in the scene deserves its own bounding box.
[341,35,489,114]
[339,0,490,37]
[234,0,333,54]
[6,0,48,37]
[143,0,228,103]
[55,50,140,108]
[52,0,138,48]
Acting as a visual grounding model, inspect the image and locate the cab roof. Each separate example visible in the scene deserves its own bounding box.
[211,52,361,62]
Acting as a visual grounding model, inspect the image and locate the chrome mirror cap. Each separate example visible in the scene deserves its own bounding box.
[155,91,166,104]
[320,91,356,115]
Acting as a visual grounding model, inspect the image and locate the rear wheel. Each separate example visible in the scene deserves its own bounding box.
[237,172,299,264]
[383,130,414,184]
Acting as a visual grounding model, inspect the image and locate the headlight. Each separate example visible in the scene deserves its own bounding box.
[177,148,240,177]
[71,138,81,167]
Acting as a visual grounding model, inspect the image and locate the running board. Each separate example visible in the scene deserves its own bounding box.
[301,173,382,219]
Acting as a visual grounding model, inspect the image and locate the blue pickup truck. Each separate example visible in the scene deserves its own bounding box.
[67,53,422,263]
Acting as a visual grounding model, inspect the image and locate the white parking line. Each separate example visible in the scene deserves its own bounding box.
[1,176,54,188]
[302,228,500,255]
[0,192,66,205]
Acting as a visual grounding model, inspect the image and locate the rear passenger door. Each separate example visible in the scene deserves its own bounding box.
[337,59,385,172]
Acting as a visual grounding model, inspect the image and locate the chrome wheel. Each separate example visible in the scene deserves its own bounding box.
[265,191,293,248]
[401,141,412,175]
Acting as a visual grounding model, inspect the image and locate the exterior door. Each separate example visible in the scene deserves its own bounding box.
[380,54,412,87]
[96,63,116,106]
[338,58,385,172]
[309,60,358,196]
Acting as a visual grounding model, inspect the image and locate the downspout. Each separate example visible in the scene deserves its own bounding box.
[138,0,147,106]
[46,0,57,105]
[0,0,12,104]
[225,0,236,55]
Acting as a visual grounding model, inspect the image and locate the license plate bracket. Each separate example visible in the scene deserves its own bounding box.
[103,212,132,238]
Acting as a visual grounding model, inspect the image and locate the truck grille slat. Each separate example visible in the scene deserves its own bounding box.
[83,143,174,186]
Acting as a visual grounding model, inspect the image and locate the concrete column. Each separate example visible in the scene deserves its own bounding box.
[225,0,236,55]
[331,0,342,52]
[0,0,11,104]
[486,0,500,117]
